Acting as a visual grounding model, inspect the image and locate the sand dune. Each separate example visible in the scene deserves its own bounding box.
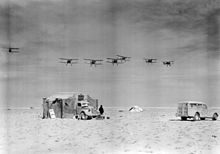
[0,108,219,154]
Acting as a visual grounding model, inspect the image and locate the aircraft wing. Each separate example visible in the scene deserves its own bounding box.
[59,58,78,60]
[106,58,116,60]
[117,55,131,58]
[70,61,78,64]
[116,55,124,58]
[163,61,174,63]
[84,59,92,61]
[117,61,125,64]
[59,58,69,60]
[84,59,103,62]
[11,50,19,53]
[144,58,156,60]
[10,48,19,50]
[2,47,19,49]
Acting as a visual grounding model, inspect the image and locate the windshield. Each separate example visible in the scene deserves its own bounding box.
[82,103,89,107]
[203,104,207,109]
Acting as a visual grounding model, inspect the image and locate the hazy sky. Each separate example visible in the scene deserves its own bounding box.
[0,0,220,108]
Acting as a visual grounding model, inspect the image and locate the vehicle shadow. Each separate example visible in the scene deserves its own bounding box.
[169,118,220,122]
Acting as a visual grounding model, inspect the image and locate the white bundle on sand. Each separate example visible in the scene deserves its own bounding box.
[129,106,143,112]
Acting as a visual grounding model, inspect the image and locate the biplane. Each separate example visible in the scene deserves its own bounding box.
[3,47,20,53]
[59,58,79,66]
[144,58,157,64]
[162,61,174,67]
[116,55,131,62]
[106,58,124,66]
[84,59,103,67]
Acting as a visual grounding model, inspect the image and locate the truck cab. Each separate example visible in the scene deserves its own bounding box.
[76,101,100,120]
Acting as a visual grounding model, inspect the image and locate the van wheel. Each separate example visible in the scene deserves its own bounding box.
[212,113,218,121]
[200,118,205,120]
[194,113,200,121]
[80,112,88,120]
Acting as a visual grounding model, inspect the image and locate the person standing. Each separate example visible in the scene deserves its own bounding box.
[99,105,104,115]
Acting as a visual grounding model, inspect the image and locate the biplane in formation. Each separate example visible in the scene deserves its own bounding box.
[116,55,131,62]
[106,58,125,66]
[144,58,157,64]
[59,58,79,66]
[3,47,20,53]
[162,61,174,67]
[84,59,103,67]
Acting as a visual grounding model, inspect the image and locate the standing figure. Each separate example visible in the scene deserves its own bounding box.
[99,105,104,115]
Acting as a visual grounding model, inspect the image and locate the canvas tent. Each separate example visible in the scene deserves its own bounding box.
[42,92,98,119]
[129,106,143,112]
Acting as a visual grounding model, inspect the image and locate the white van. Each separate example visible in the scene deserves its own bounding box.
[176,101,218,121]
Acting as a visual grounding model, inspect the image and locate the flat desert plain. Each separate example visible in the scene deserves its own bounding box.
[0,108,220,154]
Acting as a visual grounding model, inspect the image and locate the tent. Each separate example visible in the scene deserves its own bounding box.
[129,106,143,112]
[42,92,98,119]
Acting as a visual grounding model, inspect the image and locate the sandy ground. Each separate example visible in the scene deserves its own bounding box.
[0,108,220,154]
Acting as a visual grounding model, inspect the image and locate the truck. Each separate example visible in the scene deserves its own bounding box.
[176,101,218,121]
[42,92,101,120]
[75,101,100,120]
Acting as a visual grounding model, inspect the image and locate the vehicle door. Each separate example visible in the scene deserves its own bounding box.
[180,103,188,116]
[76,102,82,115]
[188,103,198,117]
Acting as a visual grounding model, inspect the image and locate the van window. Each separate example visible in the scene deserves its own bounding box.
[77,103,81,107]
[198,104,202,107]
[190,103,197,107]
[178,103,187,107]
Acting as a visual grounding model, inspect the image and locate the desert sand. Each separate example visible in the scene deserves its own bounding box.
[0,107,220,154]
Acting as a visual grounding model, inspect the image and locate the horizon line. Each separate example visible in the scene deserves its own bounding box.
[1,106,220,110]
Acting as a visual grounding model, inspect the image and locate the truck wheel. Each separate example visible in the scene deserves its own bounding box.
[194,113,200,121]
[212,113,218,121]
[80,112,88,120]
[181,117,187,121]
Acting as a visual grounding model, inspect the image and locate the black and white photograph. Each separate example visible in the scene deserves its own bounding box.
[0,0,220,153]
